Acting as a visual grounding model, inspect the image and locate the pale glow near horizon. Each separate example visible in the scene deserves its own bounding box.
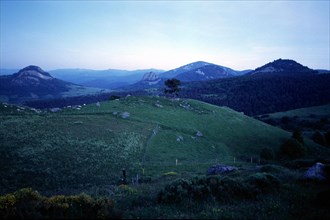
[0,1,329,71]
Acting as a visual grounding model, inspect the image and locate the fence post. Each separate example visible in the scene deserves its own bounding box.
[122,168,127,184]
[176,159,178,166]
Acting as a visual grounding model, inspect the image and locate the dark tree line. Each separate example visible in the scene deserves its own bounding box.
[179,74,330,115]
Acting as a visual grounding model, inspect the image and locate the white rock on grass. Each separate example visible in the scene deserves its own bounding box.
[196,130,203,137]
[176,136,184,142]
[121,112,130,119]
[155,103,163,108]
[303,162,328,181]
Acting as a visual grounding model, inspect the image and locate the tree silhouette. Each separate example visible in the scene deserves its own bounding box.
[164,78,181,97]
[292,129,304,144]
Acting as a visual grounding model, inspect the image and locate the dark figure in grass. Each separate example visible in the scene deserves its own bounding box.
[119,168,127,185]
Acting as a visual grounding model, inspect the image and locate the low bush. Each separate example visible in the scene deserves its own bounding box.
[246,173,280,193]
[260,147,275,161]
[312,131,326,146]
[157,179,192,204]
[259,164,285,173]
[0,188,119,219]
[292,129,304,144]
[157,174,281,204]
[279,138,306,159]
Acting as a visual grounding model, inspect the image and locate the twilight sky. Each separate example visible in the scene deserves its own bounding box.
[0,0,329,71]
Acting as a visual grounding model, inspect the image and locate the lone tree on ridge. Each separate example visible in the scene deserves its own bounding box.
[164,78,181,97]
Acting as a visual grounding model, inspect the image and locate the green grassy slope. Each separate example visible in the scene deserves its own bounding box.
[255,104,330,141]
[264,104,330,118]
[0,96,327,195]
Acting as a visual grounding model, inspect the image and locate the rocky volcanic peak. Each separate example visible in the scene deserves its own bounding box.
[142,72,159,81]
[141,72,161,85]
[15,65,53,80]
[12,65,54,85]
[252,59,316,75]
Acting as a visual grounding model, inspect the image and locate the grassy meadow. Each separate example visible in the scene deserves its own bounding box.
[1,96,330,219]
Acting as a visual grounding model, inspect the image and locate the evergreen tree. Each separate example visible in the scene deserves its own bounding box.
[292,129,304,144]
[312,131,326,146]
[279,138,306,159]
[164,78,181,97]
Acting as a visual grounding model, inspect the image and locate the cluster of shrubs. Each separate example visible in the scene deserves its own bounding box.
[157,173,280,204]
[260,147,275,161]
[279,129,306,160]
[312,131,330,147]
[0,188,119,219]
[259,129,307,162]
[279,138,306,160]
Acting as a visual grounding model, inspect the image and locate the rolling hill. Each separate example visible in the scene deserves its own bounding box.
[249,58,317,75]
[255,104,330,145]
[1,96,327,196]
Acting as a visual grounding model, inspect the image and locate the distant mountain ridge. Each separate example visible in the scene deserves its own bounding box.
[177,59,330,115]
[0,65,108,104]
[174,64,238,82]
[49,68,165,89]
[2,59,329,112]
[118,61,249,91]
[160,61,246,81]
[117,58,330,116]
[160,61,212,78]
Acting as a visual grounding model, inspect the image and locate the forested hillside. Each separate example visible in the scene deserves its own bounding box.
[180,73,330,115]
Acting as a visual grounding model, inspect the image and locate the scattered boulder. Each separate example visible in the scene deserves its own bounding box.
[120,112,130,119]
[50,107,61,112]
[176,136,184,142]
[96,102,100,107]
[207,164,238,175]
[179,102,193,110]
[303,162,330,181]
[196,130,203,137]
[155,103,163,108]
